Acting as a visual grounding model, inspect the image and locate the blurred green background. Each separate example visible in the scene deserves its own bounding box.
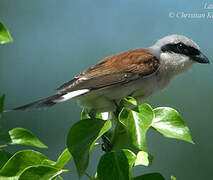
[0,0,212,179]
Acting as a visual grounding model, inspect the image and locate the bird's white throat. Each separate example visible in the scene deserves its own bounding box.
[160,52,195,76]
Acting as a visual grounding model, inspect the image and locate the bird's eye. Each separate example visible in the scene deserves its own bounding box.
[161,42,200,56]
[177,43,188,54]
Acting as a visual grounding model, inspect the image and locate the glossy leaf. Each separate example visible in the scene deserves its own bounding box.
[152,107,194,144]
[97,149,136,180]
[18,165,62,180]
[54,148,72,169]
[120,96,137,107]
[81,109,90,120]
[41,159,56,167]
[0,150,48,179]
[0,150,12,169]
[67,118,111,176]
[119,104,154,152]
[110,121,137,152]
[8,128,47,148]
[134,151,149,166]
[171,175,176,180]
[133,173,165,180]
[0,22,13,44]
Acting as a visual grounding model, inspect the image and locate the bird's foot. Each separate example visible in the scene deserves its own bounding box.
[101,135,112,152]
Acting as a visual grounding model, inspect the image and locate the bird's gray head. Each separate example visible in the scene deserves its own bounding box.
[148,34,210,75]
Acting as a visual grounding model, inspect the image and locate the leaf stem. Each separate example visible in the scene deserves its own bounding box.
[61,169,76,173]
[0,144,8,148]
[110,114,121,146]
[62,169,94,180]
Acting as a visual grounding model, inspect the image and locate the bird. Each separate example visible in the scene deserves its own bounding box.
[9,34,210,114]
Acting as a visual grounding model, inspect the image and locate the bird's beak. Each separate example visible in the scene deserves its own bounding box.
[192,52,210,64]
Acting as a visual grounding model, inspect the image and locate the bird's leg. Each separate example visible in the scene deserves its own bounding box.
[101,135,112,152]
[101,100,122,152]
[88,101,121,152]
[88,110,96,118]
[88,109,113,152]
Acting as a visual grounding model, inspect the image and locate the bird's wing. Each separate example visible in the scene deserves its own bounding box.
[57,49,159,93]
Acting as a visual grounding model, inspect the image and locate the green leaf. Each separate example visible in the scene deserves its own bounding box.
[0,22,13,44]
[54,148,72,169]
[110,121,136,152]
[0,94,5,118]
[0,133,11,144]
[0,150,12,169]
[67,119,111,176]
[97,149,136,180]
[133,173,165,180]
[119,104,154,152]
[41,159,56,167]
[152,107,194,144]
[8,128,47,148]
[171,175,176,180]
[134,151,149,166]
[120,96,137,107]
[81,109,90,120]
[0,150,48,179]
[0,128,47,149]
[18,165,62,180]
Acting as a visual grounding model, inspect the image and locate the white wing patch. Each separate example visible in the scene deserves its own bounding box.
[54,89,89,103]
[78,77,88,81]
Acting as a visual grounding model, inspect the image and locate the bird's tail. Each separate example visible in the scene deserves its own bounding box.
[5,89,90,112]
[6,94,63,112]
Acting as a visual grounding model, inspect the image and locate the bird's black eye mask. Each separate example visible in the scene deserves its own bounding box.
[161,42,200,57]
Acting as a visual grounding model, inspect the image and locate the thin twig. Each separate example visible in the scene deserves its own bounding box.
[85,172,94,180]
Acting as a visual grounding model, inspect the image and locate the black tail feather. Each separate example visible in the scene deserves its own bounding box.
[9,94,63,111]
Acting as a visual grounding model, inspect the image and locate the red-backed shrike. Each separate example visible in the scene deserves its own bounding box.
[11,35,210,113]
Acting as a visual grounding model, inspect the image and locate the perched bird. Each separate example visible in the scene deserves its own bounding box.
[10,35,210,113]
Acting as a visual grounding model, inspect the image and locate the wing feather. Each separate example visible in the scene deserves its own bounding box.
[57,49,159,93]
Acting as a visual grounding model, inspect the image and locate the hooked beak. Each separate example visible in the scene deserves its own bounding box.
[192,52,210,64]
